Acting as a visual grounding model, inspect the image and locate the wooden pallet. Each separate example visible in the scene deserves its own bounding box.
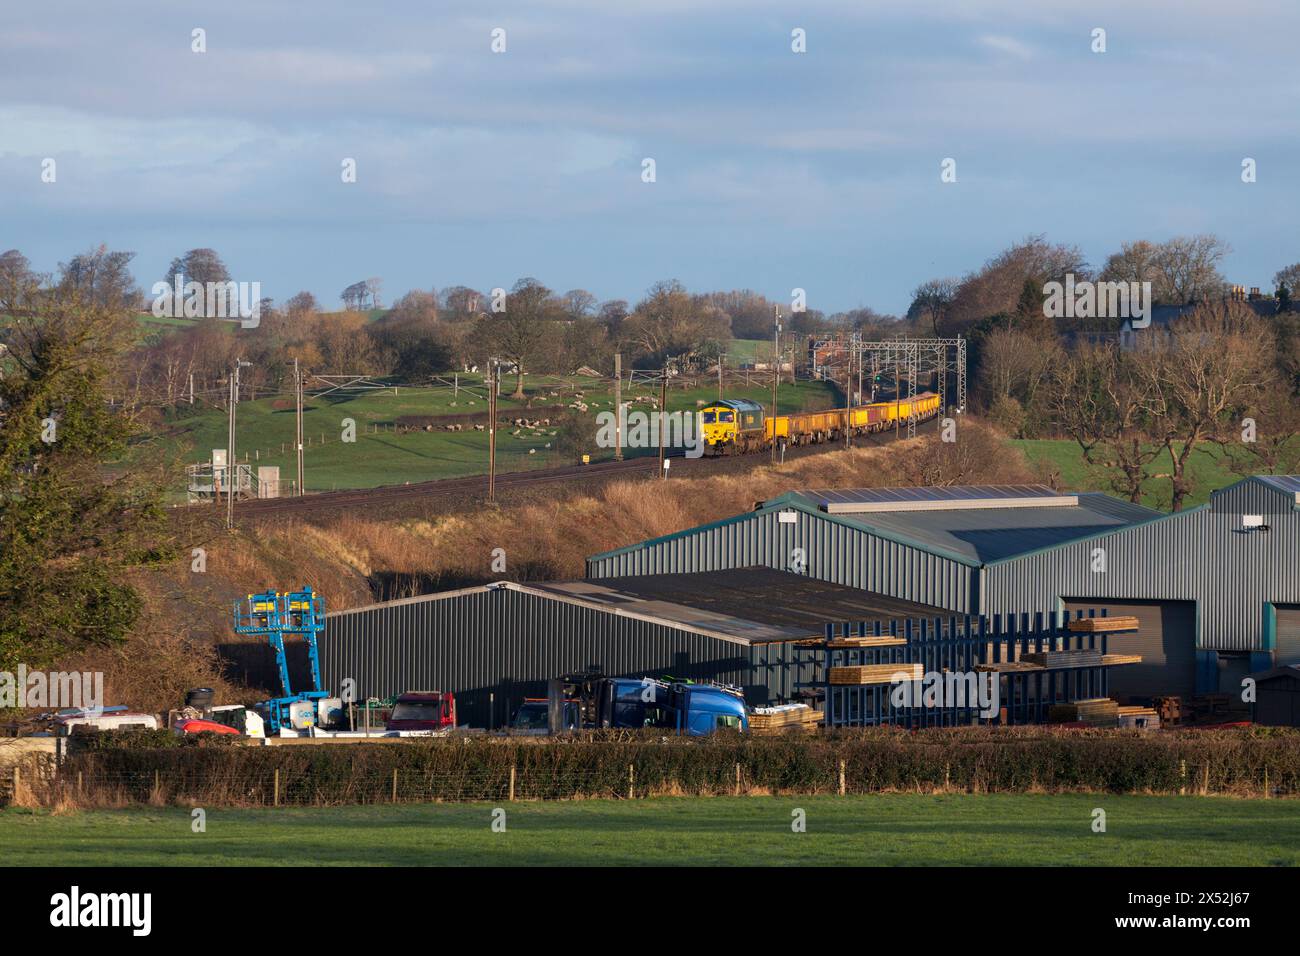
[975,661,1045,673]
[829,662,924,685]
[1067,616,1140,633]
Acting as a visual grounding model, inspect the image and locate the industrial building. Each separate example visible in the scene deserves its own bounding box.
[587,477,1300,699]
[318,568,946,727]
[290,476,1299,721]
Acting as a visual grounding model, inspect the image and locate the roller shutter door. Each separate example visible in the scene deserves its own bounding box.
[1063,600,1197,702]
[1274,606,1300,666]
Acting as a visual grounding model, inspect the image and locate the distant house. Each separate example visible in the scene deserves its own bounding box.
[1119,286,1282,349]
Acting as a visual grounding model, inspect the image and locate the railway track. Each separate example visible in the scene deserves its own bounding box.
[199,415,939,524]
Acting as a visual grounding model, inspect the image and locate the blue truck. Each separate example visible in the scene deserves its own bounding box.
[547,672,748,735]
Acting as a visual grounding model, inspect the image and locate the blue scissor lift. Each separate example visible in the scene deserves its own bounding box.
[233,587,330,733]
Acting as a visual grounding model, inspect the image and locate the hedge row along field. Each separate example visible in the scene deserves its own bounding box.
[15,726,1300,808]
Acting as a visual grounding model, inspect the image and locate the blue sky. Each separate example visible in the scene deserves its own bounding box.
[2,0,1297,315]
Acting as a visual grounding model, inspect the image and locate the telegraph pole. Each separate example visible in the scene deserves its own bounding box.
[613,352,623,462]
[894,355,901,441]
[658,361,668,478]
[294,358,305,496]
[487,361,498,501]
[226,358,250,529]
[770,306,781,462]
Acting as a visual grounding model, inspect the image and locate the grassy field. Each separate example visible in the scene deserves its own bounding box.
[3,794,1298,866]
[160,375,839,494]
[1012,439,1242,510]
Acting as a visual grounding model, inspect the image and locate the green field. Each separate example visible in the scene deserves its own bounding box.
[3,794,1297,866]
[159,375,840,495]
[1012,439,1243,510]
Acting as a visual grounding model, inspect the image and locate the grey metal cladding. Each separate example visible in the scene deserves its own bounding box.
[320,587,786,727]
[586,507,975,613]
[986,503,1300,651]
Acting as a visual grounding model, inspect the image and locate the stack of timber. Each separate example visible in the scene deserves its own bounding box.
[975,660,1045,673]
[1049,698,1120,726]
[1067,616,1140,633]
[1100,653,1142,666]
[1117,705,1160,729]
[829,662,924,685]
[1022,649,1104,669]
[748,703,822,734]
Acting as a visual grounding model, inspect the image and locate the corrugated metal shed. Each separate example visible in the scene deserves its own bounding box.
[987,476,1300,652]
[318,571,943,727]
[586,500,979,611]
[585,477,1300,662]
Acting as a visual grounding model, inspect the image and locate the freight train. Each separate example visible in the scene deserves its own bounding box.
[699,391,941,455]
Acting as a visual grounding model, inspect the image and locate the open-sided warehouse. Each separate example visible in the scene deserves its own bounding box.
[586,477,1300,698]
[320,568,944,727]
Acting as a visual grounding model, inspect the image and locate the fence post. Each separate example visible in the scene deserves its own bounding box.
[392,768,398,803]
[273,768,280,807]
[1264,765,1270,799]
[628,764,635,800]
[509,766,517,802]
[11,767,18,804]
[154,769,160,798]
[838,759,846,796]
[734,762,741,797]
[1179,759,1186,796]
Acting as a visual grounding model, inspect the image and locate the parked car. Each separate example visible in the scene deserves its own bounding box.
[385,691,457,732]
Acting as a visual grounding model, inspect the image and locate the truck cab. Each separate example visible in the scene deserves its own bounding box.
[553,673,747,735]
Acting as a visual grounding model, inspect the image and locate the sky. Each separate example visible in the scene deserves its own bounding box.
[2,0,1298,316]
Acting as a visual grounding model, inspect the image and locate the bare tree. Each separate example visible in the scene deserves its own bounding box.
[481,278,561,398]
[1150,235,1230,306]
[1138,300,1273,510]
[1048,342,1163,503]
[907,278,958,336]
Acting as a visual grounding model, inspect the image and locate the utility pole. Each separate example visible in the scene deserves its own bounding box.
[294,358,305,496]
[487,361,498,501]
[894,354,901,441]
[226,358,250,529]
[613,352,623,462]
[658,360,669,478]
[844,353,852,449]
[717,352,724,400]
[770,305,781,462]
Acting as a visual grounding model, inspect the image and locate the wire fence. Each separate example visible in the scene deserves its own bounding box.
[6,754,1294,810]
[9,766,680,808]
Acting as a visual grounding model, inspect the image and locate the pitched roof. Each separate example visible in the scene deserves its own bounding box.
[771,486,1160,563]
